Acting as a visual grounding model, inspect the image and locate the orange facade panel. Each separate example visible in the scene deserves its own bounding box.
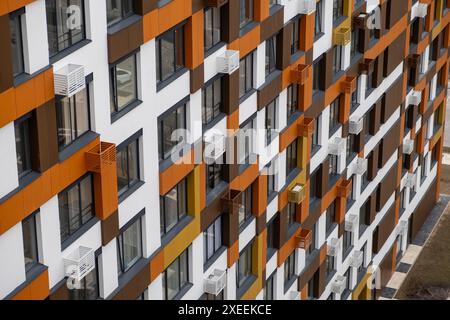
[11,268,49,300]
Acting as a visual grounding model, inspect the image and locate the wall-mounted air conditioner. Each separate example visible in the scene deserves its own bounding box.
[204,269,227,296]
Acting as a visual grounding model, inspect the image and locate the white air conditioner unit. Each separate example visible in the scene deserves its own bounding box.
[217,50,240,74]
[414,3,428,18]
[329,137,346,156]
[406,173,416,189]
[403,139,415,155]
[204,269,227,296]
[288,291,300,300]
[408,91,422,106]
[349,116,363,135]
[350,250,364,268]
[345,214,359,232]
[204,130,226,162]
[397,220,408,236]
[298,0,316,14]
[355,157,368,175]
[54,64,85,97]
[327,238,341,257]
[63,246,95,282]
[331,275,347,295]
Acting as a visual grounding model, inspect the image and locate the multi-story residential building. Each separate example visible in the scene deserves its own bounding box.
[0,0,448,301]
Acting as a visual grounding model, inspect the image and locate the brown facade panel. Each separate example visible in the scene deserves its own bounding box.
[35,100,59,173]
[376,164,398,212]
[107,18,144,64]
[0,14,14,92]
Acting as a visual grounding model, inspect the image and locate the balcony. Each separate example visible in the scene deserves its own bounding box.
[85,142,118,220]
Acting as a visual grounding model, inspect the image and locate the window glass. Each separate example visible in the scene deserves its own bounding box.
[9,11,25,76]
[117,217,142,275]
[158,103,186,161]
[15,115,33,179]
[110,54,137,114]
[106,0,134,26]
[160,179,188,235]
[204,7,221,52]
[22,214,38,271]
[117,137,140,196]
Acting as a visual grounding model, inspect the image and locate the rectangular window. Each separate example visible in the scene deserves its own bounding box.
[359,199,370,232]
[287,84,298,119]
[267,218,276,253]
[163,248,189,300]
[350,29,360,59]
[156,24,185,84]
[329,154,338,175]
[313,57,322,93]
[9,10,25,77]
[238,117,255,165]
[239,0,254,28]
[117,217,142,275]
[333,46,342,74]
[325,255,335,279]
[307,276,315,299]
[203,216,223,263]
[15,113,33,179]
[286,203,296,230]
[329,96,340,134]
[310,171,318,201]
[343,230,352,253]
[265,99,277,145]
[315,1,323,37]
[58,174,94,243]
[204,7,221,52]
[158,102,187,161]
[56,87,90,150]
[202,77,222,126]
[326,201,336,233]
[110,54,138,115]
[206,156,224,194]
[264,272,275,300]
[106,0,134,27]
[22,213,39,272]
[239,185,253,228]
[160,178,188,236]
[237,243,253,288]
[284,251,296,284]
[333,0,344,22]
[239,52,254,98]
[267,167,276,199]
[265,35,277,76]
[312,116,320,152]
[286,139,298,177]
[291,18,300,55]
[117,136,140,197]
[46,0,86,57]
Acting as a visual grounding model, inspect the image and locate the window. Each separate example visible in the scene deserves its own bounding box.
[163,248,189,300]
[364,105,374,137]
[202,77,222,126]
[239,185,253,228]
[265,35,277,76]
[310,171,318,201]
[326,201,336,233]
[350,29,360,59]
[333,0,344,22]
[206,158,224,194]
[311,116,320,152]
[344,267,351,291]
[284,251,296,284]
[307,223,316,256]
[359,199,370,229]
[315,1,323,37]
[46,0,86,57]
[58,174,94,243]
[204,7,221,52]
[325,255,335,279]
[156,24,185,84]
[307,276,315,299]
[265,99,277,144]
[239,0,254,28]
[267,167,276,199]
[56,87,90,150]
[158,102,187,161]
[117,217,142,275]
[237,243,253,288]
[264,272,275,300]
[203,216,223,263]
[117,136,140,197]
[286,203,296,231]
[346,135,355,162]
[201,291,224,300]
[238,117,256,165]
[343,230,352,253]
[15,114,33,179]
[290,18,300,55]
[110,54,138,116]
[329,96,340,134]
[333,46,342,74]
[286,140,298,177]
[9,10,25,77]
[329,154,338,175]
[22,213,39,272]
[239,52,254,98]
[313,57,323,93]
[106,0,133,26]
[160,179,188,236]
[267,219,276,254]
[287,84,298,119]
[69,264,99,300]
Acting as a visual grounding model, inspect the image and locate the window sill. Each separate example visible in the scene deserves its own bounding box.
[171,282,193,300]
[283,274,298,294]
[203,246,227,272]
[205,180,228,207]
[266,248,277,262]
[156,68,189,92]
[285,167,301,187]
[4,263,48,300]
[50,39,92,64]
[314,32,325,42]
[107,14,141,35]
[329,124,341,138]
[236,274,257,299]
[59,131,99,162]
[203,112,227,133]
[326,223,338,239]
[290,50,305,65]
[287,223,301,240]
[239,88,257,104]
[61,217,99,251]
[117,256,147,286]
[204,41,226,59]
[111,99,143,123]
[13,65,52,88]
[159,143,193,173]
[239,216,255,234]
[267,190,278,205]
[333,16,347,28]
[118,180,145,204]
[239,21,258,37]
[161,215,193,247]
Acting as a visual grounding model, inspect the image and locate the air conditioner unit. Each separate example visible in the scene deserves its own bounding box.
[288,291,300,300]
[327,238,341,257]
[406,173,416,189]
[288,184,306,204]
[397,220,408,236]
[334,27,351,46]
[63,246,95,282]
[414,3,428,18]
[345,214,359,232]
[204,269,227,295]
[329,137,346,156]
[217,50,240,74]
[355,157,368,175]
[331,275,347,295]
[298,0,316,14]
[204,130,226,162]
[54,64,85,97]
[408,91,422,106]
[349,116,363,135]
[403,139,414,155]
[350,250,364,268]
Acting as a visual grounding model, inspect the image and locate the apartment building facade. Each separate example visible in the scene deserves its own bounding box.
[0,0,448,300]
